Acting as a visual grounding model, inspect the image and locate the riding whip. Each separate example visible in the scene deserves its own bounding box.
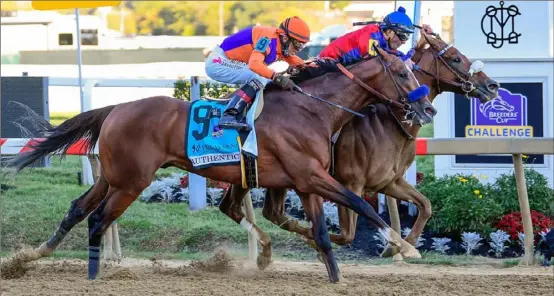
[352,21,439,37]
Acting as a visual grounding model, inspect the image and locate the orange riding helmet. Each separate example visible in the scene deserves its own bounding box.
[279,16,311,43]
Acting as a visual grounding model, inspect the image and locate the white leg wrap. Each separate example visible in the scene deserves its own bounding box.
[240,218,259,240]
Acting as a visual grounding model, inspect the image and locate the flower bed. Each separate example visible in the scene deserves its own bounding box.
[139,168,554,262]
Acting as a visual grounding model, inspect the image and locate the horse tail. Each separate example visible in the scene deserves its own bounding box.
[8,103,117,173]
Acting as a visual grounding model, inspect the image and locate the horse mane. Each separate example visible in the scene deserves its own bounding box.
[265,54,374,92]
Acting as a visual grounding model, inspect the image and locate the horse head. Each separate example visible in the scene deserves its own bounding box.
[412,32,499,103]
[364,46,437,126]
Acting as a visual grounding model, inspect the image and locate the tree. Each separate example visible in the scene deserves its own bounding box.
[124,1,349,36]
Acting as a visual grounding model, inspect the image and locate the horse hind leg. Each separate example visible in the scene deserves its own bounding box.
[261,188,312,238]
[37,175,109,258]
[219,185,272,270]
[262,187,335,262]
[0,174,109,276]
[87,184,144,280]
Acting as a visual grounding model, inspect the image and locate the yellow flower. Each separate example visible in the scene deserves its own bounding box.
[460,178,468,183]
[474,190,480,195]
[479,195,483,199]
[522,155,529,159]
[480,174,488,179]
[472,174,478,179]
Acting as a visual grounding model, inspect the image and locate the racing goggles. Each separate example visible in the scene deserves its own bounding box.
[291,38,306,51]
[394,30,411,42]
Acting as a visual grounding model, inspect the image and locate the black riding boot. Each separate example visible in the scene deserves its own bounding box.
[219,79,263,130]
[219,96,250,130]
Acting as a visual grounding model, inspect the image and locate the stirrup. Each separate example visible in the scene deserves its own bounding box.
[219,115,251,131]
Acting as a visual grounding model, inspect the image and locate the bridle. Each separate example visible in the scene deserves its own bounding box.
[336,53,424,140]
[413,34,482,99]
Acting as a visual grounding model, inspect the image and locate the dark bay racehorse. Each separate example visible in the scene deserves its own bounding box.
[8,47,436,283]
[259,33,500,254]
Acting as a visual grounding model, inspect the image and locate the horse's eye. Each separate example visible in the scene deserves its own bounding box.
[453,57,461,63]
[399,72,408,78]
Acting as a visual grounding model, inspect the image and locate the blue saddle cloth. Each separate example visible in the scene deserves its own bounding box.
[185,99,241,169]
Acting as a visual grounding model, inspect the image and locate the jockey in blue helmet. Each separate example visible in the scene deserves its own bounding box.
[319,6,434,70]
[380,6,434,69]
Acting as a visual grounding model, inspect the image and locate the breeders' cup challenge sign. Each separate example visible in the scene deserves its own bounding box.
[465,88,532,138]
[431,0,553,187]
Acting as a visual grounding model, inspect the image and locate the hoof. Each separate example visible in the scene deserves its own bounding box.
[380,244,401,258]
[88,246,101,280]
[88,260,99,280]
[37,242,54,257]
[256,253,272,270]
[401,245,422,259]
[328,271,342,283]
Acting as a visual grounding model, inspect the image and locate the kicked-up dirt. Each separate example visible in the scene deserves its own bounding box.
[1,250,553,296]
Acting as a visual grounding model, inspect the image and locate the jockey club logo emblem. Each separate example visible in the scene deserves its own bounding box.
[480,1,522,49]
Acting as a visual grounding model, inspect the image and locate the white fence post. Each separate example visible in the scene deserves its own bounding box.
[188,76,208,211]
[403,161,418,216]
[80,80,97,186]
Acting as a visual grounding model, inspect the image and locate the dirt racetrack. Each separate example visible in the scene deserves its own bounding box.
[2,254,553,296]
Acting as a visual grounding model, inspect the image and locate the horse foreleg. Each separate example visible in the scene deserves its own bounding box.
[303,167,421,260]
[382,178,432,246]
[305,186,365,264]
[326,184,365,246]
[219,185,272,270]
[297,192,341,283]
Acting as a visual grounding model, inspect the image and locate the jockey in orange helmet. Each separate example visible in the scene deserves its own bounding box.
[205,16,311,130]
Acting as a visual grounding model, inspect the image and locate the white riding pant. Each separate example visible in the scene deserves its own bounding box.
[204,46,271,86]
[204,46,267,158]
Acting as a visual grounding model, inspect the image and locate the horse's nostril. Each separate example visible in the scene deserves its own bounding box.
[488,81,499,91]
[425,107,436,116]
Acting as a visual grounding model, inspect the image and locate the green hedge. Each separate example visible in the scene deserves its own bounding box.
[417,168,554,236]
[173,78,238,101]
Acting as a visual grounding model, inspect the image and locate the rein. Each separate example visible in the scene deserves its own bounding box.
[336,63,406,110]
[336,56,419,140]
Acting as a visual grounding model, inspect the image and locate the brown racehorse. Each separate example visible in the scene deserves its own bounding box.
[258,33,500,255]
[8,47,436,283]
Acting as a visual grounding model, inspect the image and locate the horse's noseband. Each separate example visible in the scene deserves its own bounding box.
[461,80,475,93]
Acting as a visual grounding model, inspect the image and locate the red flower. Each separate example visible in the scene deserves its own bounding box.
[496,210,553,243]
[416,172,424,185]
[180,175,189,188]
[180,175,230,191]
[207,179,230,191]
[363,192,379,210]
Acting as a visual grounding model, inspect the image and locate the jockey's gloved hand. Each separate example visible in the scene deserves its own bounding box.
[273,74,300,92]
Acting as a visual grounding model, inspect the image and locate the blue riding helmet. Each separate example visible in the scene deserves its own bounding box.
[380,6,415,34]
